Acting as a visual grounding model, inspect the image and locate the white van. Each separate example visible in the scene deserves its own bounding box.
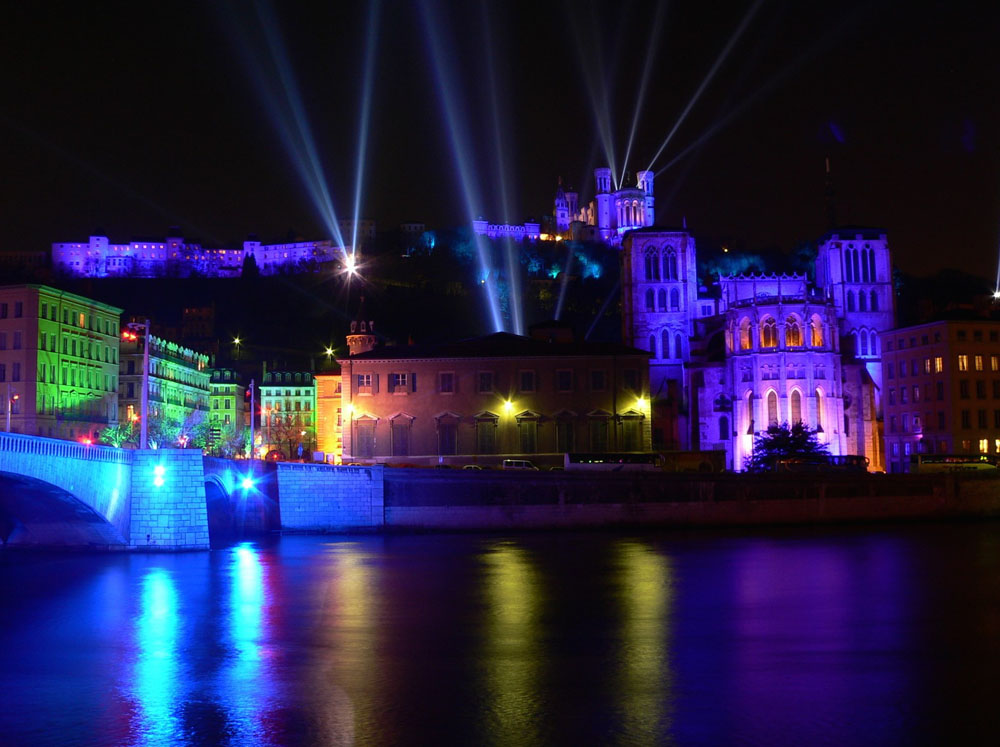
[502,459,539,471]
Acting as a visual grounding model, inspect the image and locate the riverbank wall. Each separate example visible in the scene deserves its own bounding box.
[377,469,1000,530]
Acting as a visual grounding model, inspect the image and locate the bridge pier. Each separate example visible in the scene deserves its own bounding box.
[130,450,210,550]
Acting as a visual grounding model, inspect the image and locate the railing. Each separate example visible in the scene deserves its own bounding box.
[0,431,133,464]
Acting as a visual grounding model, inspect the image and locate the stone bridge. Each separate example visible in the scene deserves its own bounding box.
[0,433,385,550]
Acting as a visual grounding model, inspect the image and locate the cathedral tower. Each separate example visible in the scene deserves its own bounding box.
[346,297,377,356]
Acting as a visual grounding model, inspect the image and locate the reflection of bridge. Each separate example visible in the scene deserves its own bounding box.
[0,433,384,550]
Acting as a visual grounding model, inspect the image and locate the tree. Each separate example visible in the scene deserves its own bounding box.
[99,421,137,448]
[747,421,829,473]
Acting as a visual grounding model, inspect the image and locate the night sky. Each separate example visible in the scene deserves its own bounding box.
[1,0,997,277]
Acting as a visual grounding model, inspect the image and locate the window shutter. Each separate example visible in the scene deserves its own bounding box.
[374,374,379,393]
[411,372,417,392]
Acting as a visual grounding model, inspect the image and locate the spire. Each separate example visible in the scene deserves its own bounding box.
[347,295,376,356]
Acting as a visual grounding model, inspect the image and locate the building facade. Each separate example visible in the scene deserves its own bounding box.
[338,330,652,467]
[314,371,343,464]
[259,371,317,460]
[208,368,246,451]
[53,233,342,278]
[0,284,122,441]
[881,320,1000,472]
[623,228,895,471]
[119,332,210,445]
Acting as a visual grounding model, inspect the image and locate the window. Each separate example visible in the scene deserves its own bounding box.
[478,372,494,393]
[939,412,946,430]
[519,370,536,392]
[12,332,21,350]
[766,391,779,426]
[0,303,6,318]
[0,363,4,382]
[888,389,895,406]
[785,317,801,346]
[355,420,375,457]
[959,355,969,371]
[657,289,666,311]
[790,390,802,424]
[556,419,575,452]
[518,418,538,453]
[390,373,409,392]
[357,373,373,394]
[669,288,680,311]
[979,410,988,428]
[438,421,457,455]
[961,410,971,429]
[975,355,984,371]
[476,418,496,453]
[960,380,969,399]
[924,358,931,374]
[12,362,20,382]
[14,302,22,318]
[622,418,641,451]
[847,290,855,312]
[739,318,752,350]
[589,418,609,451]
[391,419,411,456]
[761,318,777,348]
[623,369,639,392]
[0,333,5,350]
[935,356,943,373]
[590,370,607,391]
[870,290,878,311]
[993,356,999,372]
[977,380,987,399]
[663,249,677,280]
[439,372,455,393]
[937,381,945,400]
[644,289,654,311]
[555,370,573,393]
[809,316,824,347]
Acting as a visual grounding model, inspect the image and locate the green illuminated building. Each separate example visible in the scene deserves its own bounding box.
[0,284,122,441]
[208,368,246,450]
[119,332,210,445]
[260,370,316,459]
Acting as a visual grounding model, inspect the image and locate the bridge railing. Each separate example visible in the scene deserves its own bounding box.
[0,432,133,465]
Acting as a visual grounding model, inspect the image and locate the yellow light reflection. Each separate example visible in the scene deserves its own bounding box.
[314,543,377,744]
[616,541,674,740]
[483,542,541,742]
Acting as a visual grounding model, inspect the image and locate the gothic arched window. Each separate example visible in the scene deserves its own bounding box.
[861,249,870,282]
[670,288,680,311]
[719,415,729,441]
[767,390,779,426]
[790,389,802,425]
[859,292,867,312]
[847,290,856,312]
[657,288,667,311]
[644,250,660,282]
[648,334,656,357]
[860,329,869,356]
[870,330,879,356]
[662,329,671,358]
[645,289,654,311]
[870,290,879,311]
[869,249,877,282]
[761,317,777,348]
[844,249,852,282]
[785,316,802,347]
[815,388,825,430]
[675,333,683,360]
[809,315,824,347]
[739,317,752,350]
[663,248,678,280]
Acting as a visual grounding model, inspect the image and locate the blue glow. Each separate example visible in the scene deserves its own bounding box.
[418,0,504,332]
[153,464,166,489]
[134,568,181,744]
[241,476,255,491]
[646,0,763,173]
[222,543,271,743]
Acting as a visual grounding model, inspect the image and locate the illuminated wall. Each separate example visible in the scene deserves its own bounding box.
[314,371,343,463]
[0,284,123,442]
[208,368,246,448]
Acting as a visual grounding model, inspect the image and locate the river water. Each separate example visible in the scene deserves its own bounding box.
[1,524,999,746]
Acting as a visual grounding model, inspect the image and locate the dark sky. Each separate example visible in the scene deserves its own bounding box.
[1,0,998,277]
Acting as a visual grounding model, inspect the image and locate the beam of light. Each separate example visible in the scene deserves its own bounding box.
[554,242,577,320]
[350,0,381,261]
[226,0,346,248]
[585,278,621,341]
[619,0,668,188]
[646,0,763,173]
[569,5,631,189]
[481,0,523,335]
[653,5,867,180]
[418,0,503,332]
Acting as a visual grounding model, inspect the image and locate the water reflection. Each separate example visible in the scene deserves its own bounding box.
[314,542,378,744]
[219,542,273,745]
[482,541,541,744]
[133,568,181,746]
[616,541,674,741]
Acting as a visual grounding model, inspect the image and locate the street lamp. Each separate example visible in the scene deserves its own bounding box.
[233,336,242,361]
[126,319,151,449]
[6,389,18,432]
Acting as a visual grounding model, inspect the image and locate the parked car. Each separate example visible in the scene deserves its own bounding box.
[502,459,539,471]
[462,464,484,471]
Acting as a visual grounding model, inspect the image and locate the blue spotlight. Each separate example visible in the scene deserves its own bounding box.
[241,475,255,491]
[646,0,763,173]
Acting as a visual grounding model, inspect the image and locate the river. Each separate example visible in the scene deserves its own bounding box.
[1,523,999,745]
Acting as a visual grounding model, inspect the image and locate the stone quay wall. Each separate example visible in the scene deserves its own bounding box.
[277,463,384,530]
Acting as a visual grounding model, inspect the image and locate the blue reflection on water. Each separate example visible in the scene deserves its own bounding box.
[134,568,181,746]
[220,542,272,745]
